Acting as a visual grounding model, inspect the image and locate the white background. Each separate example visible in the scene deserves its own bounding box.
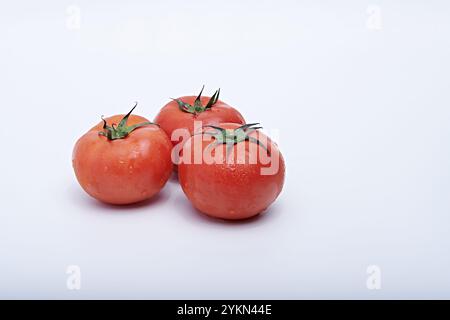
[1,0,449,299]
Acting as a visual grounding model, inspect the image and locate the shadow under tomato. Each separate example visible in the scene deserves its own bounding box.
[168,171,179,183]
[70,184,170,213]
[172,192,275,226]
[93,192,169,211]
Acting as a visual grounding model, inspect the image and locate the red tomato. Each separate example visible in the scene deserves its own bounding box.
[178,122,285,220]
[72,104,172,205]
[154,87,245,147]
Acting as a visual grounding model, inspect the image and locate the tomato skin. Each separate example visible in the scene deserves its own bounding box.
[178,123,285,220]
[154,96,245,146]
[72,114,173,205]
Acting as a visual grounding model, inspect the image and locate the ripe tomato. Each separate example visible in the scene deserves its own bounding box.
[72,104,173,205]
[178,122,285,220]
[154,86,245,147]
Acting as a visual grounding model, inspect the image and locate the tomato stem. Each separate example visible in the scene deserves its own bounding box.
[98,102,158,140]
[202,123,271,156]
[174,86,220,115]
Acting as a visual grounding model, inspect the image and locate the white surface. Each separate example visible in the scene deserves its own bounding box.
[1,0,450,299]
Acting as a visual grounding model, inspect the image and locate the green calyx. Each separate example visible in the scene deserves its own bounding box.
[202,123,271,156]
[173,85,220,115]
[98,102,158,140]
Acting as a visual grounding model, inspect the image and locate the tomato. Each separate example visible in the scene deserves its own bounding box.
[154,86,245,147]
[72,104,173,205]
[178,122,285,220]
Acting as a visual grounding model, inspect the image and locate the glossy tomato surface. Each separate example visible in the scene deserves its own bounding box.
[73,114,172,205]
[178,123,285,220]
[154,95,245,146]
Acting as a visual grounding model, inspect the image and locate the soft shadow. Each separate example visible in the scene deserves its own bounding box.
[172,193,274,226]
[90,192,168,211]
[68,183,170,214]
[168,171,179,183]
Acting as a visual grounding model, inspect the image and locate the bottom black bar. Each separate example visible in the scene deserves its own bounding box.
[1,300,448,318]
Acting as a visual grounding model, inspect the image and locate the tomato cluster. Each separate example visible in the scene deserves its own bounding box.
[73,87,285,220]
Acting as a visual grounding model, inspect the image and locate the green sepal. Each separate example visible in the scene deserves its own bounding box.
[175,86,221,115]
[202,123,271,156]
[98,102,158,140]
